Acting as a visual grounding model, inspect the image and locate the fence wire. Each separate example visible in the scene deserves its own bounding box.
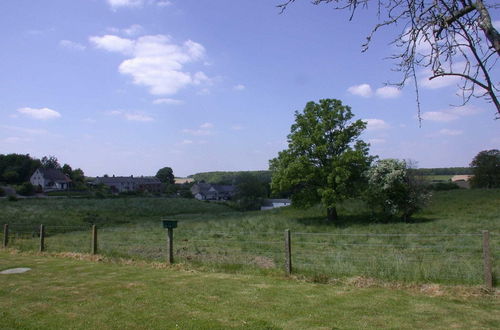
[2,224,497,285]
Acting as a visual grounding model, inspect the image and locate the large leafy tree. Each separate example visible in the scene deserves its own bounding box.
[278,0,500,118]
[156,167,175,184]
[270,99,372,222]
[470,149,500,188]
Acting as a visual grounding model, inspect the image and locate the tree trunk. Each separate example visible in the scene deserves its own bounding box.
[327,207,338,222]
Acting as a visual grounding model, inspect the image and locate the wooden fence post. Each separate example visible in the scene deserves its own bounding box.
[39,224,45,252]
[3,224,8,248]
[482,230,493,290]
[167,227,174,264]
[91,225,98,255]
[285,229,292,275]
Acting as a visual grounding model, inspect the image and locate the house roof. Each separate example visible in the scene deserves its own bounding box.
[93,176,161,185]
[451,175,473,182]
[37,168,71,182]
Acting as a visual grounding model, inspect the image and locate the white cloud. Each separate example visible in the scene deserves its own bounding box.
[59,40,86,51]
[89,35,134,54]
[17,107,61,120]
[124,113,154,122]
[1,125,48,135]
[180,139,193,145]
[91,33,210,96]
[347,83,373,98]
[108,110,154,122]
[123,24,144,36]
[107,0,144,9]
[439,129,463,136]
[233,84,245,91]
[364,118,390,130]
[152,98,184,105]
[157,0,172,7]
[107,0,171,9]
[200,122,213,129]
[421,105,483,122]
[375,86,401,99]
[231,125,244,131]
[182,122,214,136]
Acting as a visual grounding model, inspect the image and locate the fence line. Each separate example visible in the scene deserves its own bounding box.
[1,223,496,288]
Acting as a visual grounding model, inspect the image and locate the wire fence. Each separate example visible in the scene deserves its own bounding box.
[1,223,497,287]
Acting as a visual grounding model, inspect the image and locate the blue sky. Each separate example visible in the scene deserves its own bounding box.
[0,0,498,177]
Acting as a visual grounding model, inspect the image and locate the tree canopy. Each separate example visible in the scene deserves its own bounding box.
[156,167,175,184]
[278,0,500,118]
[470,149,500,188]
[270,99,372,222]
[0,154,41,184]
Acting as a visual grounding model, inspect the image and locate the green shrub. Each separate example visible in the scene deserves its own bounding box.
[430,182,460,191]
[8,195,18,202]
[0,186,4,197]
[18,182,35,196]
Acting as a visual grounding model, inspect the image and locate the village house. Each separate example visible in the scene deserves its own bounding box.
[260,199,292,211]
[92,176,162,193]
[190,183,236,201]
[30,168,72,192]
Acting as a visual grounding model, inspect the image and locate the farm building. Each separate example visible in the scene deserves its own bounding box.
[191,183,236,201]
[92,176,162,193]
[30,168,71,192]
[451,175,474,189]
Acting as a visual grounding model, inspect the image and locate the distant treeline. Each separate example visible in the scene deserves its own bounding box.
[189,171,272,185]
[189,167,472,185]
[414,167,472,176]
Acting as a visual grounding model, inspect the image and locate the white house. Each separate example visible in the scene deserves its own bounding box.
[260,199,292,211]
[30,168,71,192]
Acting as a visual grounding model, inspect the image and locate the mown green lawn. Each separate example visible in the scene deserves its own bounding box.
[0,251,498,329]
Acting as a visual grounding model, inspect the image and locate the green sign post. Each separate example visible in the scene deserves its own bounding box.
[162,220,177,264]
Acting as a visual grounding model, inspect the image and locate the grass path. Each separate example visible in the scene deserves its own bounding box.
[0,251,498,329]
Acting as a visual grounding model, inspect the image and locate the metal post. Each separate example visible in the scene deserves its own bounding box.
[39,224,45,252]
[285,229,292,275]
[167,227,174,264]
[482,230,493,290]
[3,224,8,248]
[91,225,98,255]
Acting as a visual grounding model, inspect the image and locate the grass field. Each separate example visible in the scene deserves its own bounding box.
[1,189,499,285]
[0,251,498,329]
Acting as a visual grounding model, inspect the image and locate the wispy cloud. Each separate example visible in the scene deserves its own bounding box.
[439,128,463,136]
[108,110,154,122]
[421,105,482,122]
[364,118,390,130]
[90,34,210,95]
[60,40,86,51]
[231,125,244,131]
[233,84,245,91]
[153,98,184,105]
[1,125,49,135]
[17,107,61,120]
[182,122,214,136]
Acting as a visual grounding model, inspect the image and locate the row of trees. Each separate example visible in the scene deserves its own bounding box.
[0,154,85,187]
[269,99,498,222]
